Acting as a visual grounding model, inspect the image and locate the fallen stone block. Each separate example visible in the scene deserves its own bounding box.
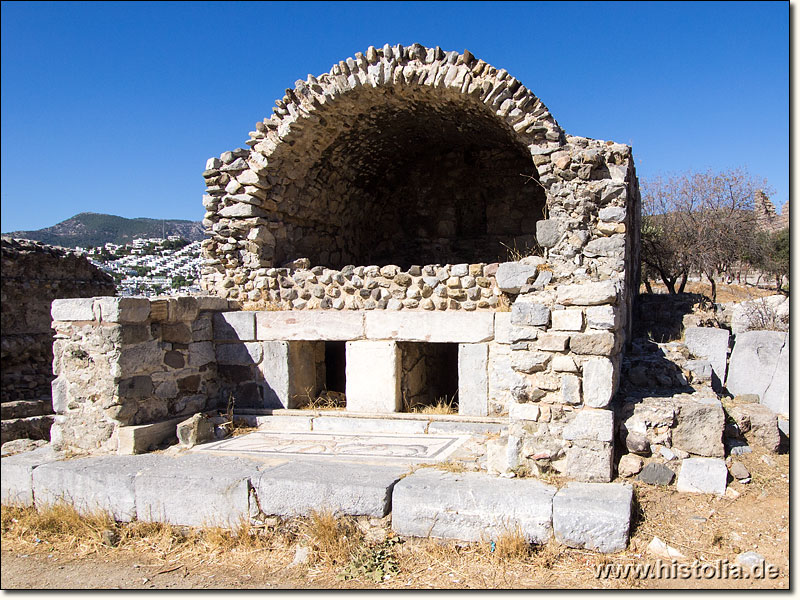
[617,454,644,478]
[729,404,780,453]
[392,468,556,544]
[252,461,407,517]
[637,462,675,486]
[117,417,184,455]
[684,327,729,385]
[552,482,633,553]
[177,413,216,447]
[672,397,725,457]
[676,458,728,495]
[726,330,788,417]
[32,455,162,521]
[1,445,64,506]
[135,454,261,527]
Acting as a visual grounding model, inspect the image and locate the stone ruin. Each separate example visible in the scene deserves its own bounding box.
[47,44,642,484]
[1,237,116,445]
[753,190,789,233]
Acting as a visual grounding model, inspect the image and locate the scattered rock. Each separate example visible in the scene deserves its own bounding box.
[289,545,311,567]
[676,458,728,495]
[672,397,725,457]
[660,447,676,461]
[672,448,689,459]
[1,438,47,457]
[735,551,766,573]
[729,404,780,453]
[647,536,686,559]
[725,487,741,499]
[728,462,750,480]
[761,455,777,468]
[176,413,215,448]
[618,454,644,477]
[637,463,675,486]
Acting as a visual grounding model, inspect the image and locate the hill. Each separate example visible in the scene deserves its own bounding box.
[4,213,205,247]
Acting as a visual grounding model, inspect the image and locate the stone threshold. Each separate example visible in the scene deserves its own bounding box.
[235,408,508,424]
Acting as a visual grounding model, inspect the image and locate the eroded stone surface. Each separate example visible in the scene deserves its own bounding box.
[552,482,633,553]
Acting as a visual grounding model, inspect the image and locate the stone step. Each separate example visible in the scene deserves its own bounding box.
[240,411,507,437]
[0,398,53,420]
[0,414,53,445]
[251,460,408,518]
[391,468,557,544]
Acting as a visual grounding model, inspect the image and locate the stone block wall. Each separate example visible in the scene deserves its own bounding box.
[1,237,116,444]
[50,296,231,453]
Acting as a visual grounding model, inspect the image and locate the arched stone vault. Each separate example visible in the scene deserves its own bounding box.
[201,43,640,315]
[201,44,569,274]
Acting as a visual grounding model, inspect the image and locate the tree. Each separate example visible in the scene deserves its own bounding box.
[641,169,772,302]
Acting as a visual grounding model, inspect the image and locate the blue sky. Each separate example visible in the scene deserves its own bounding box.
[1,1,789,232]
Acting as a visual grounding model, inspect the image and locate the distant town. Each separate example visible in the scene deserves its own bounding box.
[74,236,203,296]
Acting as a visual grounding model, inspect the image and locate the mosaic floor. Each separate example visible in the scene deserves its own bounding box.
[195,430,469,462]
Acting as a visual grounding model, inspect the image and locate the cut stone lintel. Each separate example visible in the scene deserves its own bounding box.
[256,311,365,341]
[364,311,494,343]
[346,341,401,413]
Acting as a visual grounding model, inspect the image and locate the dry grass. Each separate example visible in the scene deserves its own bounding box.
[407,396,457,415]
[492,527,532,562]
[297,511,362,568]
[296,388,347,411]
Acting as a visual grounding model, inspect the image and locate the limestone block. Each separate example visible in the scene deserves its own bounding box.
[684,327,729,384]
[569,332,615,355]
[311,416,426,435]
[551,355,579,372]
[562,374,582,404]
[556,282,617,306]
[252,461,407,517]
[1,445,64,506]
[346,341,401,412]
[392,469,557,543]
[117,417,185,454]
[195,296,231,311]
[364,311,494,343]
[494,312,513,344]
[598,206,626,222]
[427,421,505,436]
[213,311,256,341]
[93,297,151,323]
[586,305,618,330]
[729,404,780,452]
[672,397,725,457]
[551,309,584,331]
[509,402,540,421]
[258,341,318,409]
[495,262,538,293]
[536,219,562,247]
[486,436,511,474]
[552,482,632,553]
[510,351,550,373]
[511,301,550,327]
[565,441,613,482]
[177,414,216,447]
[583,235,625,257]
[488,343,524,406]
[562,409,614,442]
[726,330,788,416]
[536,333,569,352]
[188,341,216,367]
[676,458,728,495]
[582,357,615,408]
[32,455,161,521]
[256,311,365,341]
[458,343,489,417]
[215,342,263,365]
[135,454,260,527]
[51,298,95,322]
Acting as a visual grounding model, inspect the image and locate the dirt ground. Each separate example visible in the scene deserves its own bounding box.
[1,445,788,590]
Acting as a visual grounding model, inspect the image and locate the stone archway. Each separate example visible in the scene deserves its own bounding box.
[202,44,565,280]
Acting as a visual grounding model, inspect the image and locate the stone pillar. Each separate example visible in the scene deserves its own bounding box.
[258,341,319,408]
[345,341,400,413]
[458,343,488,417]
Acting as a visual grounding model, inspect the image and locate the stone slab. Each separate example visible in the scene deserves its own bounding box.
[252,460,407,517]
[1,446,65,506]
[251,415,313,431]
[684,327,729,385]
[364,311,494,343]
[255,311,365,341]
[556,282,617,306]
[311,416,427,435]
[552,482,633,553]
[426,421,506,436]
[213,311,256,341]
[117,417,184,455]
[458,343,489,417]
[392,469,557,544]
[257,341,318,409]
[676,457,728,495]
[726,330,788,416]
[32,455,161,521]
[51,298,95,322]
[495,262,539,294]
[346,341,401,412]
[93,297,151,323]
[134,454,262,527]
